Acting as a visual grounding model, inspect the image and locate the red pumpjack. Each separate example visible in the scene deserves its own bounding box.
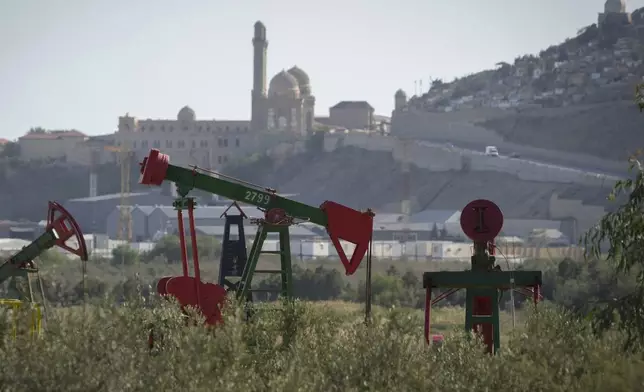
[139,148,375,327]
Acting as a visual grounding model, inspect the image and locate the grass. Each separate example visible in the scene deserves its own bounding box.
[0,297,642,391]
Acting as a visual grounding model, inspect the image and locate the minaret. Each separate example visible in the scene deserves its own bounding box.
[251,21,268,131]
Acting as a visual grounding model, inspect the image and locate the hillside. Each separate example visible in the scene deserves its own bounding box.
[405,13,644,160]
[0,158,138,221]
[224,147,613,218]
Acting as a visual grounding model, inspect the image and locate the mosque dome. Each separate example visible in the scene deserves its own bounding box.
[287,66,311,95]
[177,106,196,122]
[269,70,300,98]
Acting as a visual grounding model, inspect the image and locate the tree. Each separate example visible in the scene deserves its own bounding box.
[0,142,20,159]
[584,84,644,348]
[495,62,511,78]
[430,223,439,240]
[385,265,399,277]
[27,127,46,134]
[144,234,221,263]
[111,245,139,266]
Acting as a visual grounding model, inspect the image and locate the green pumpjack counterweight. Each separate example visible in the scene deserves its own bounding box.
[139,148,375,326]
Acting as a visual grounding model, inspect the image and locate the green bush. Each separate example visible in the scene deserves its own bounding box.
[0,299,642,391]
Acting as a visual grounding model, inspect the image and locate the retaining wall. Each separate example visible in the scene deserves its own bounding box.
[323,132,618,187]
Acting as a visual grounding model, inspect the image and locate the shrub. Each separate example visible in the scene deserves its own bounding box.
[0,298,642,391]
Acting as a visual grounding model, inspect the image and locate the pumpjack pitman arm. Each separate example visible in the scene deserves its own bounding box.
[139,149,375,275]
[0,202,89,285]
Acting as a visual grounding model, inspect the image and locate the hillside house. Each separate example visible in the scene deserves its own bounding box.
[18,130,87,161]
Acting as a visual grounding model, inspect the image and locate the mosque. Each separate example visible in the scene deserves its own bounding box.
[251,21,316,135]
[111,21,315,169]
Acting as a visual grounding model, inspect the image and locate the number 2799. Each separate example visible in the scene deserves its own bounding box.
[244,190,271,205]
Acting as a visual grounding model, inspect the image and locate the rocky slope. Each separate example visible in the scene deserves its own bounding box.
[478,101,644,161]
[404,14,644,161]
[224,147,614,219]
[0,158,137,221]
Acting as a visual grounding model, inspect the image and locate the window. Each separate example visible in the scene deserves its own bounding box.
[166,140,172,148]
[142,140,148,148]
[225,126,229,131]
[217,156,222,164]
[200,140,208,148]
[183,126,188,131]
[140,126,145,132]
[132,141,137,149]
[153,140,160,148]
[218,138,223,147]
[169,126,174,132]
[192,140,196,148]
[178,140,185,148]
[223,156,228,162]
[150,125,155,131]
[161,125,165,131]
[235,138,240,147]
[223,138,228,147]
[291,108,298,127]
[217,126,222,132]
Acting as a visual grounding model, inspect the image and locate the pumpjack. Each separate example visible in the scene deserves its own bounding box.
[139,149,375,326]
[423,199,543,354]
[0,202,89,337]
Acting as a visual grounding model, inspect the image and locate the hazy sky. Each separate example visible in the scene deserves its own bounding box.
[2,0,644,139]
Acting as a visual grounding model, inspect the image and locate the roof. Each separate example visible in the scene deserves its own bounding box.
[19,130,86,140]
[408,209,460,224]
[375,222,435,231]
[151,205,265,219]
[0,238,32,251]
[68,192,150,202]
[195,225,317,237]
[0,138,10,145]
[374,213,406,224]
[330,101,374,111]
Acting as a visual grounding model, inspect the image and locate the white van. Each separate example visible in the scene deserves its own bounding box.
[485,146,499,157]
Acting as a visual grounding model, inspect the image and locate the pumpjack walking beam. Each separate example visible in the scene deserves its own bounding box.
[139,149,375,325]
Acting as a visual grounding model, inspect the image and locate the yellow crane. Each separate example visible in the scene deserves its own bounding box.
[104,144,133,243]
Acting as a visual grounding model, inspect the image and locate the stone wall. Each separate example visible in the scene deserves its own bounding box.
[391,107,628,175]
[549,193,606,241]
[323,132,618,188]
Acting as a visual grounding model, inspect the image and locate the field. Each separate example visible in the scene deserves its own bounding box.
[2,248,641,391]
[0,297,642,392]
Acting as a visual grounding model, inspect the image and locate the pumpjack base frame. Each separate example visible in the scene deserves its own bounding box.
[423,271,542,289]
[423,270,542,354]
[239,224,293,300]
